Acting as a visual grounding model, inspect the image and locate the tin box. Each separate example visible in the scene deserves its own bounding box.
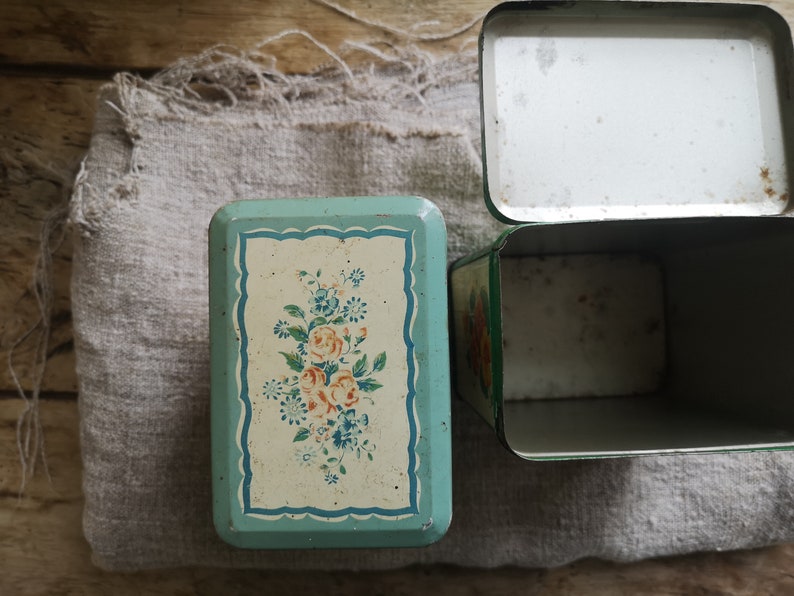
[210,197,451,548]
[450,1,794,459]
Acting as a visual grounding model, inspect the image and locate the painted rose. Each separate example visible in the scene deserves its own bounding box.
[464,287,493,396]
[308,326,344,362]
[299,366,326,396]
[473,294,487,333]
[468,326,481,372]
[327,370,360,409]
[306,393,334,419]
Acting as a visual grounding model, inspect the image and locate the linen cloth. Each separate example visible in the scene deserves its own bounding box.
[69,46,794,570]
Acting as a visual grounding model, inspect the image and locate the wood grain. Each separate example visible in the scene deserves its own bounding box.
[2,399,793,596]
[0,0,495,73]
[1,77,102,393]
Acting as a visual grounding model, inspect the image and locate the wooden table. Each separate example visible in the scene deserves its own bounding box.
[2,1,793,593]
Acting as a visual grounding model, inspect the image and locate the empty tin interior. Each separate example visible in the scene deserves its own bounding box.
[501,253,666,400]
[498,217,794,457]
[481,2,794,222]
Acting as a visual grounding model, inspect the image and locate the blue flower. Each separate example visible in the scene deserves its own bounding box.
[331,428,353,452]
[262,379,284,400]
[273,319,290,339]
[349,268,365,287]
[331,410,363,452]
[297,342,307,356]
[294,444,317,467]
[324,471,339,485]
[342,297,367,323]
[279,395,307,425]
[310,288,339,317]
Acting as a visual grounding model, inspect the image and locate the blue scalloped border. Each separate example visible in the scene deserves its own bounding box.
[237,227,419,518]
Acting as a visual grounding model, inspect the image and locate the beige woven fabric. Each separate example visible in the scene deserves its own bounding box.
[69,46,794,571]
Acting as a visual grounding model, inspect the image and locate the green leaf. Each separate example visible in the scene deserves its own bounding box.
[357,378,383,393]
[339,465,346,475]
[367,453,373,461]
[292,428,310,442]
[327,457,338,463]
[287,326,309,343]
[280,351,304,373]
[309,317,327,330]
[372,352,387,372]
[320,464,329,471]
[316,269,322,277]
[284,304,305,319]
[322,448,329,455]
[330,316,345,325]
[352,355,368,378]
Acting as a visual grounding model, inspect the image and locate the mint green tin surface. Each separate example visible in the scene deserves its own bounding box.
[209,196,451,549]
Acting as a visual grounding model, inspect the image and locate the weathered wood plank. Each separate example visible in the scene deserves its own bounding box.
[1,399,793,595]
[0,0,495,72]
[0,77,103,393]
[5,0,794,75]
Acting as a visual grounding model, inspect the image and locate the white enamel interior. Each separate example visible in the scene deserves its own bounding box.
[482,11,791,221]
[501,254,665,400]
[494,218,794,458]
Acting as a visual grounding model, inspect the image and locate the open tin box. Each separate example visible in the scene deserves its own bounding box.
[450,1,794,459]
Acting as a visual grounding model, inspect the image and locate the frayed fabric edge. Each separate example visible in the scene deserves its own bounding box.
[108,37,480,125]
[69,38,481,238]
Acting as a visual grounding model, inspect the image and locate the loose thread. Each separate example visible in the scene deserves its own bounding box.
[9,202,69,495]
[253,29,355,80]
[312,0,485,42]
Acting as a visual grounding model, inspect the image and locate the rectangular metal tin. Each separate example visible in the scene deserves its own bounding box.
[481,1,794,223]
[451,216,794,459]
[210,197,451,548]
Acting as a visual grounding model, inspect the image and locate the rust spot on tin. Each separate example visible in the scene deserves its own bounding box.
[764,186,776,197]
[780,193,789,203]
[760,166,770,179]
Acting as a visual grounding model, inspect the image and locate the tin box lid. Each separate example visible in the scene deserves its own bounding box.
[209,196,451,549]
[480,1,794,223]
